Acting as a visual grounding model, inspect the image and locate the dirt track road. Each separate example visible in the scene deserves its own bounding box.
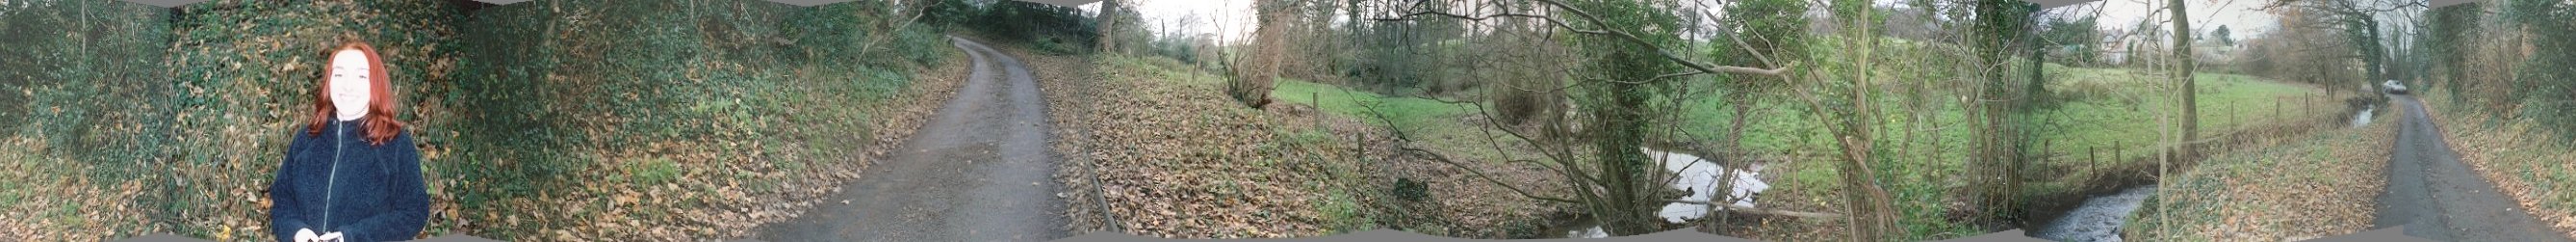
[753,37,1069,242]
[2371,94,2568,241]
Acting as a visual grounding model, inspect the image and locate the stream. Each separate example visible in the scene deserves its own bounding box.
[1561,148,1772,238]
[2033,185,2158,242]
[2352,104,2376,127]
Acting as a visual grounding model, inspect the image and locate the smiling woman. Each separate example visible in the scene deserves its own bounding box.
[268,39,429,242]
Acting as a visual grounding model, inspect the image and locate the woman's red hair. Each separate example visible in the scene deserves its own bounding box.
[305,40,407,146]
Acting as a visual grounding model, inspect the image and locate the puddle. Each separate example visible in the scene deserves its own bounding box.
[2351,105,2376,127]
[2034,185,2158,242]
[1641,148,1769,223]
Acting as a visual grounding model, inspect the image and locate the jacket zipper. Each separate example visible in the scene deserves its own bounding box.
[322,120,346,229]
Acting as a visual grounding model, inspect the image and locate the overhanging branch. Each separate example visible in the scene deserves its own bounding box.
[1371,0,1793,79]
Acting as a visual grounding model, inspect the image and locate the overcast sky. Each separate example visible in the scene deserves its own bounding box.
[1087,0,1259,44]
[1097,0,2306,45]
[2057,0,2282,40]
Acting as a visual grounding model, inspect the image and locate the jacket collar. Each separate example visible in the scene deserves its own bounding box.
[330,118,368,141]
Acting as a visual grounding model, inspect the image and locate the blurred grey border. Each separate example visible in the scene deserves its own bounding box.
[90,0,2482,241]
[102,227,2441,241]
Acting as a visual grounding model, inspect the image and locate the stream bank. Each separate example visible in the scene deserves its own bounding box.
[2023,94,2383,241]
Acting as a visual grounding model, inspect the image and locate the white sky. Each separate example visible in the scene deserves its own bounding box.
[1086,0,1259,44]
[2052,0,2282,40]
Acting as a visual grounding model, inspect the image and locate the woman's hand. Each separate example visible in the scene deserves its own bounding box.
[294,229,318,242]
[314,231,344,242]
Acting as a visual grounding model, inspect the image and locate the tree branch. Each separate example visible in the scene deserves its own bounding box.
[1372,0,1794,78]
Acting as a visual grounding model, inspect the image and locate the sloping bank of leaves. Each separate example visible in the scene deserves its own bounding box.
[444,0,955,240]
[2,0,466,240]
[2127,111,2394,241]
[1040,50,1366,238]
[2427,96,2576,237]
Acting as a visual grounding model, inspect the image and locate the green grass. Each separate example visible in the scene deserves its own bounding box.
[1272,79,1478,130]
[624,157,682,184]
[2033,67,2333,162]
[1315,188,1373,233]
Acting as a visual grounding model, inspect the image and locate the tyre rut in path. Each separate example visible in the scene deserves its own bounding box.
[753,37,1068,242]
[2371,94,2568,241]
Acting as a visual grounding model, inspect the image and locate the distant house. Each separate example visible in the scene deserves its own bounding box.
[2099,27,2149,66]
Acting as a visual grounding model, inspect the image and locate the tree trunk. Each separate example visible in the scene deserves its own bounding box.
[1230,0,1295,109]
[1969,0,2032,224]
[1592,80,1658,235]
[1096,0,1120,54]
[2170,0,2199,161]
[1831,2,1900,239]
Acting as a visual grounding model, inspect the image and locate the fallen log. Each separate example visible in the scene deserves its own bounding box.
[1662,200,1845,220]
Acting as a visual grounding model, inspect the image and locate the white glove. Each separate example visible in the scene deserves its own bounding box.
[294,229,318,242]
[315,231,344,242]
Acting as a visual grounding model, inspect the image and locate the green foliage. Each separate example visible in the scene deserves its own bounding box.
[921,0,980,27]
[1723,0,1810,69]
[0,0,174,177]
[1316,189,1374,233]
[2210,25,2233,45]
[2501,0,2576,142]
[1,0,476,239]
[1390,177,1429,202]
[442,0,946,238]
[1344,14,1468,93]
[967,0,1096,48]
[1709,0,1804,120]
[624,157,682,184]
[0,0,174,211]
[789,0,948,68]
[2038,16,2102,67]
[1555,0,1692,236]
[2424,4,2480,99]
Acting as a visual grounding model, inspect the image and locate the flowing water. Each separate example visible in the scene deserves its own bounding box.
[1642,148,1771,223]
[2352,105,2376,127]
[1565,226,1609,238]
[1558,148,1772,238]
[2034,185,2159,242]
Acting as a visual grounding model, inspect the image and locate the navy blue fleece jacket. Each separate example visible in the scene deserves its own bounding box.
[270,119,427,242]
